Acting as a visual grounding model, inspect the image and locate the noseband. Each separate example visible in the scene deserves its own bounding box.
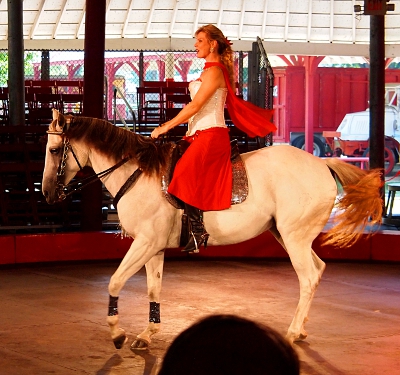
[47,122,130,201]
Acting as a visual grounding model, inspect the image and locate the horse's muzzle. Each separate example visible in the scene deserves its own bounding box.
[43,184,67,204]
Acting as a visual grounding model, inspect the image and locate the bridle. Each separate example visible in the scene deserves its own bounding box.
[47,121,130,201]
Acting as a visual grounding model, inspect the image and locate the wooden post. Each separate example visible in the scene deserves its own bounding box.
[7,0,25,126]
[369,15,385,179]
[81,0,107,231]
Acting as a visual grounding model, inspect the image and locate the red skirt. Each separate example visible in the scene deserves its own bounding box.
[168,127,232,211]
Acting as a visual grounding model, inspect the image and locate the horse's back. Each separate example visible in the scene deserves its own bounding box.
[242,144,336,196]
[241,145,337,234]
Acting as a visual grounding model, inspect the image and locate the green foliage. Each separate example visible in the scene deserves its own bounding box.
[0,51,36,86]
[24,52,35,77]
[0,52,7,85]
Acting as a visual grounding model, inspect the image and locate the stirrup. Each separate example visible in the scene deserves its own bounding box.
[182,231,209,253]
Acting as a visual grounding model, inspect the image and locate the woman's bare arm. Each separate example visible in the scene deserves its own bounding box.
[151,66,225,138]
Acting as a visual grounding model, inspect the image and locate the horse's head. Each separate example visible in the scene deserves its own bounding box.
[42,109,87,204]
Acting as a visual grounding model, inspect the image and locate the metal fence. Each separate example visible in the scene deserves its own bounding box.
[0,48,256,231]
[3,50,249,123]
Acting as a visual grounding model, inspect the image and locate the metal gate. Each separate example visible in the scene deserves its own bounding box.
[248,37,274,147]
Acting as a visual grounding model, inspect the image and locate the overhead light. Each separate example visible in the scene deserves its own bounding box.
[363,0,395,15]
[387,3,395,11]
[354,1,395,15]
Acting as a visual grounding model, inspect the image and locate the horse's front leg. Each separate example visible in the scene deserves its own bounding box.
[131,250,165,350]
[106,237,163,349]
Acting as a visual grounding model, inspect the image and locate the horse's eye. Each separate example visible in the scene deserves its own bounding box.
[50,148,60,155]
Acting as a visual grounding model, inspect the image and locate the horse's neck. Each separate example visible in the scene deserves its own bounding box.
[89,149,140,197]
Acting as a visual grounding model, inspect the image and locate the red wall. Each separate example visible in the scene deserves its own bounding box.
[273,66,400,143]
[1,230,400,264]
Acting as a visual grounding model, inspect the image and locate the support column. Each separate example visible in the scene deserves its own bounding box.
[41,51,50,80]
[7,0,25,126]
[83,0,106,119]
[369,15,385,178]
[165,52,174,81]
[238,51,244,96]
[81,0,107,231]
[139,52,144,86]
[304,56,324,154]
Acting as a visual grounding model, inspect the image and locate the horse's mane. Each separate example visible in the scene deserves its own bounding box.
[51,116,169,175]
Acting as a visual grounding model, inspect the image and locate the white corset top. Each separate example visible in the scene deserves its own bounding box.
[187,80,228,136]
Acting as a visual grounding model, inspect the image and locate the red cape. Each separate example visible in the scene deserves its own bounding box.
[204,62,276,138]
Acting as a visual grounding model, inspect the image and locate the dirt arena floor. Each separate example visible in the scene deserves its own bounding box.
[1,259,399,375]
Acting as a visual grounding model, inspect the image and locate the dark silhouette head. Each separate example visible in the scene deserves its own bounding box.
[158,314,300,375]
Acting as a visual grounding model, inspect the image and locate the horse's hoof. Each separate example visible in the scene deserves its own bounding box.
[130,337,149,351]
[113,334,128,349]
[293,332,308,342]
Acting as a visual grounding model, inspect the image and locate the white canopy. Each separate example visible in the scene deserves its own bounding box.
[0,0,400,57]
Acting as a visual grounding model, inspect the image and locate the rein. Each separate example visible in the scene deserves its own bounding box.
[47,128,131,201]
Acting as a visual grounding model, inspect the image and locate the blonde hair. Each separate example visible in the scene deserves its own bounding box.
[195,24,235,90]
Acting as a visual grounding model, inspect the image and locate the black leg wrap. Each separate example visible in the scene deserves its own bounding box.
[108,295,119,316]
[149,302,160,323]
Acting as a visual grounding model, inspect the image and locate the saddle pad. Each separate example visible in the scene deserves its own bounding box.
[161,142,248,209]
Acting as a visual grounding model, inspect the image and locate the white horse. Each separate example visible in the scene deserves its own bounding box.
[42,110,382,349]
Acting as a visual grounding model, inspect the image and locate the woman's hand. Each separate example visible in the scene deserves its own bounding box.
[151,124,169,139]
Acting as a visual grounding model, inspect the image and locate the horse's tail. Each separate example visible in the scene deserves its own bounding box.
[323,158,383,247]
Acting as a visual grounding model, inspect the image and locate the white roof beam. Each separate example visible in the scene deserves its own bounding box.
[53,0,68,39]
[217,0,224,29]
[0,0,399,54]
[122,0,134,38]
[238,0,245,40]
[261,0,268,40]
[284,0,289,41]
[29,0,46,39]
[14,38,400,58]
[330,0,334,42]
[307,0,312,42]
[145,0,156,38]
[169,0,179,37]
[352,0,357,43]
[192,0,201,35]
[76,5,86,39]
[1,33,398,59]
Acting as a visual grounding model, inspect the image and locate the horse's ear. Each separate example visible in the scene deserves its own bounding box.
[53,109,68,132]
[52,109,61,129]
[50,109,73,134]
[52,108,59,121]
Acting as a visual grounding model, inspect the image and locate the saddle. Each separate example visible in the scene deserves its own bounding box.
[116,140,249,242]
[161,139,249,247]
[161,139,249,210]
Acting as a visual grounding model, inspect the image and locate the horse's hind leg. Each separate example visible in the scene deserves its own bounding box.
[294,249,325,341]
[131,250,165,351]
[270,226,325,341]
[289,245,325,343]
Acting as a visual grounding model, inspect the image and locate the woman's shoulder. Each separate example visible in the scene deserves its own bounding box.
[201,65,224,85]
[203,65,223,76]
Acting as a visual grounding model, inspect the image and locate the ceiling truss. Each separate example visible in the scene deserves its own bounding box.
[0,0,399,57]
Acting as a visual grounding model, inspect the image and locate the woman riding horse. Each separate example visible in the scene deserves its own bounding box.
[151,24,275,253]
[42,26,383,351]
